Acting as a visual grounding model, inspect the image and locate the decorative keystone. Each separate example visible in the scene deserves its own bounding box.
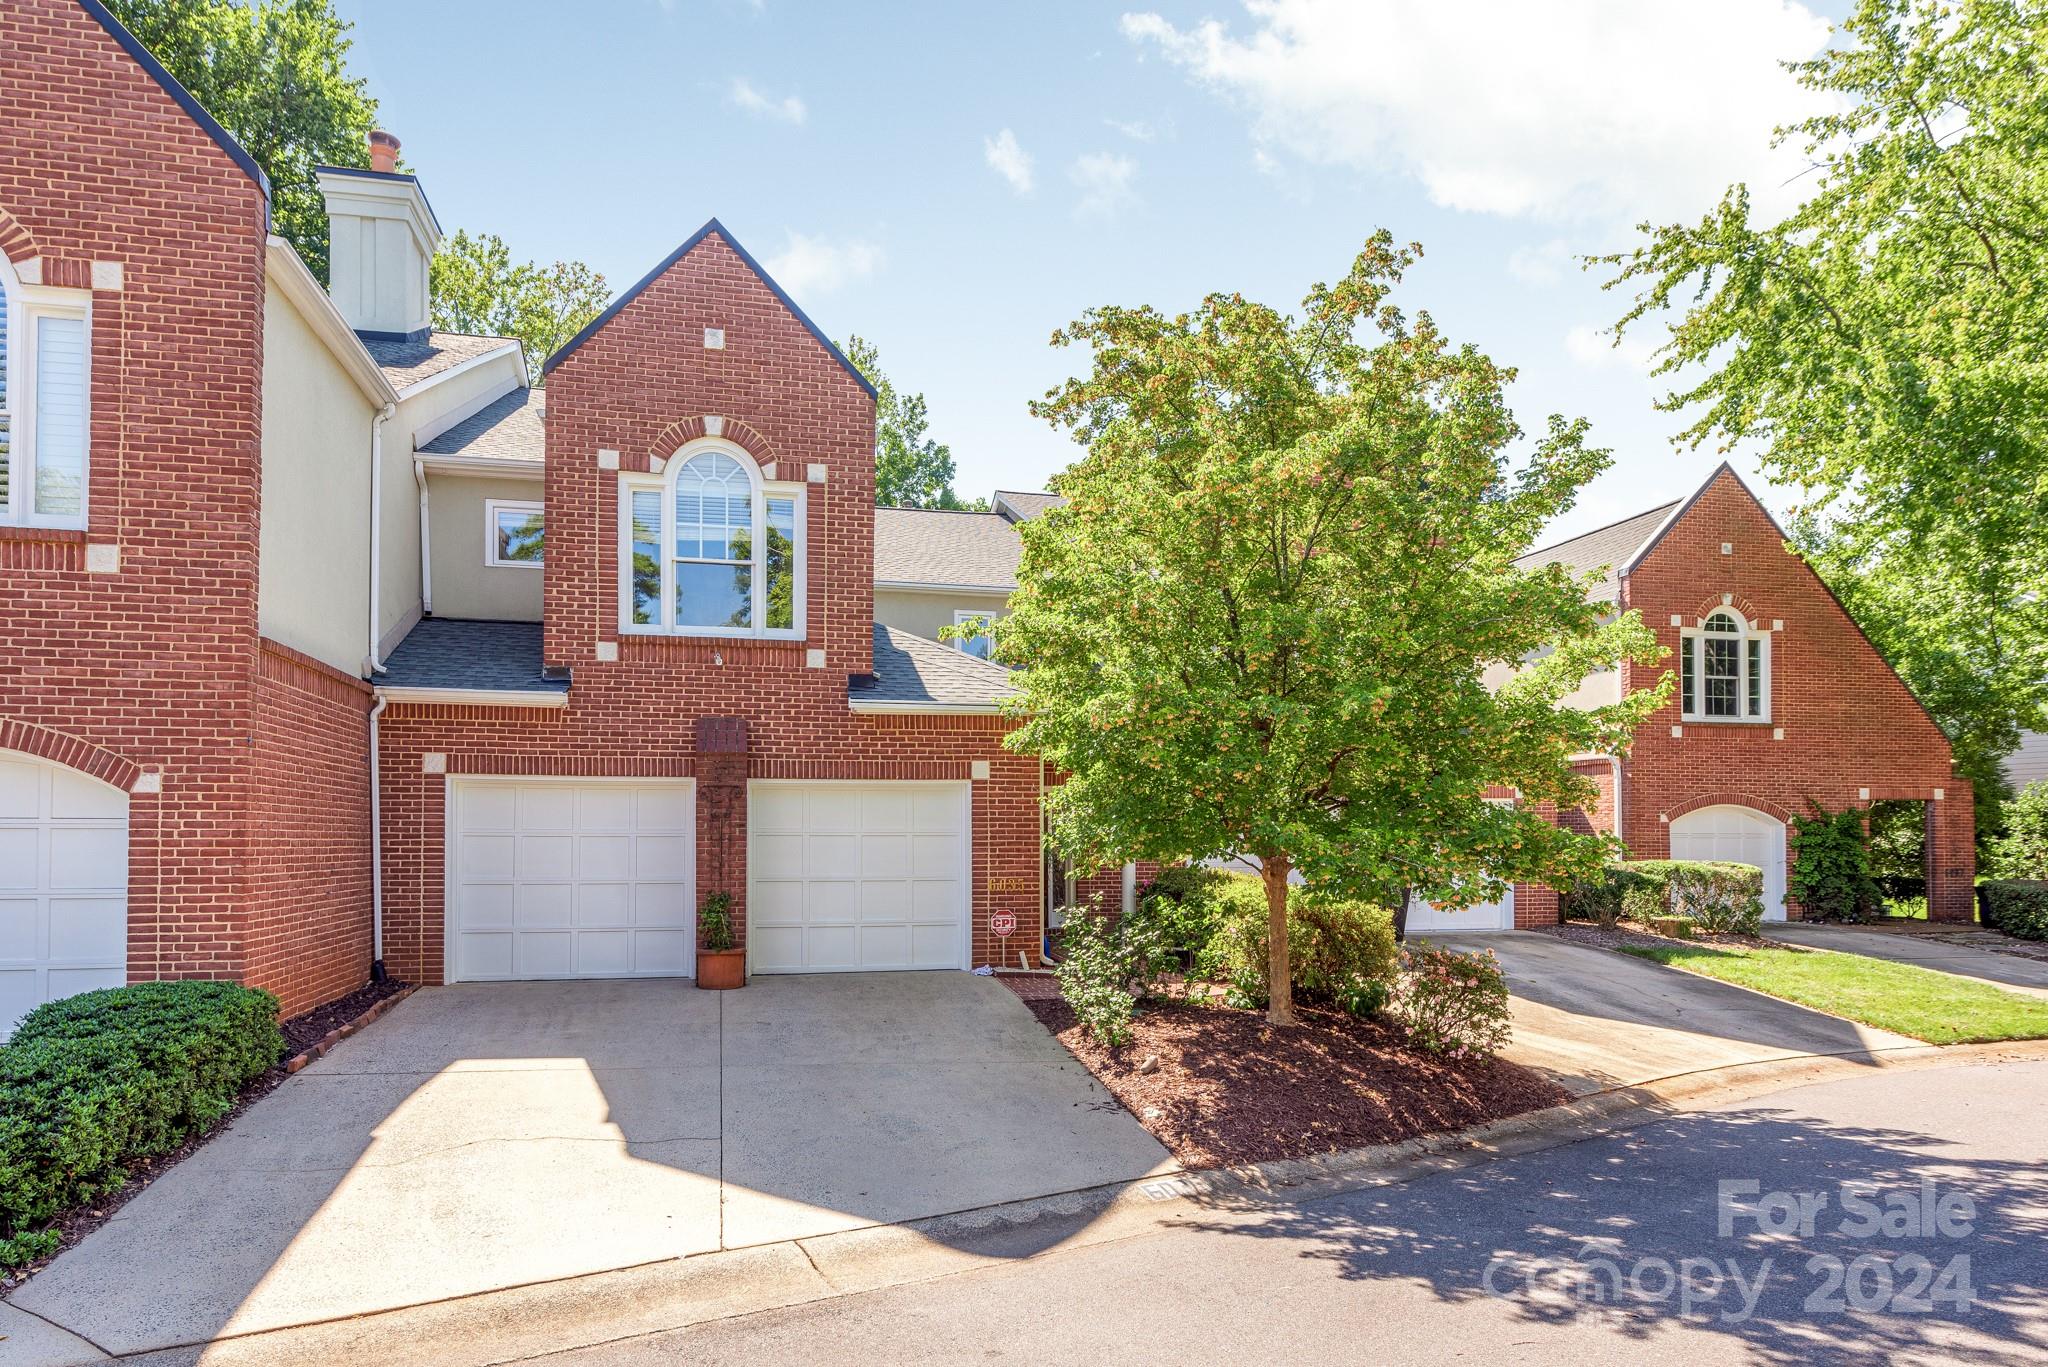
[703,415,725,436]
[15,257,41,285]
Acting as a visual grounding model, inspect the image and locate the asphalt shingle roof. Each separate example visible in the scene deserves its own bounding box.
[993,490,1064,522]
[856,624,1017,710]
[419,388,545,462]
[363,332,517,391]
[378,619,566,694]
[1513,501,1680,604]
[873,507,1022,589]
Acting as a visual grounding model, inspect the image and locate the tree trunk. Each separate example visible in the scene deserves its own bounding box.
[1261,853,1296,1026]
[1392,884,1412,943]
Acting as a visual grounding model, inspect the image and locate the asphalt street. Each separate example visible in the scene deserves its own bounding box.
[527,1059,2048,1366]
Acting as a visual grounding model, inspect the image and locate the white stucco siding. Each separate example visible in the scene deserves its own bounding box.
[428,473,545,621]
[258,279,376,675]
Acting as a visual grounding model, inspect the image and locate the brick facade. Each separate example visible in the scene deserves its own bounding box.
[0,0,372,1015]
[1531,468,1974,923]
[374,230,1045,984]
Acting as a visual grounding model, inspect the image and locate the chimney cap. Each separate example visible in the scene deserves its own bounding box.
[367,129,400,174]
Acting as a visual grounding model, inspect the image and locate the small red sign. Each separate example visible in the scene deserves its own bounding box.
[990,911,1018,939]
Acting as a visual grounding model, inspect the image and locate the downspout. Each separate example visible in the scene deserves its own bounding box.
[367,401,396,672]
[414,453,432,615]
[368,693,388,982]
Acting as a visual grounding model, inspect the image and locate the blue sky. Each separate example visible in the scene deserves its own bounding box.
[333,0,1847,544]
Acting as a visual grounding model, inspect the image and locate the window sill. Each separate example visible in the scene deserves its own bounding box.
[1678,717,1774,727]
[0,524,87,544]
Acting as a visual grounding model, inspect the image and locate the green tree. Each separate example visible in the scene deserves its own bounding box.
[1601,0,2048,825]
[1007,234,1669,1024]
[430,230,611,385]
[1986,780,2048,879]
[106,0,379,281]
[842,336,985,509]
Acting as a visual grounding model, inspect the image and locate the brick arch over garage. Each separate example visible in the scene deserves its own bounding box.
[0,717,143,793]
[0,203,40,264]
[1659,791,1797,825]
[641,416,779,473]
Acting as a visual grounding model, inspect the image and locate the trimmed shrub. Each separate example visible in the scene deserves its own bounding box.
[1,982,283,1265]
[1980,881,2048,941]
[1615,860,1766,936]
[1394,944,1512,1058]
[1135,865,1239,964]
[1212,882,1399,1016]
[1789,803,1880,922]
[1054,903,1178,1046]
[1561,865,1653,928]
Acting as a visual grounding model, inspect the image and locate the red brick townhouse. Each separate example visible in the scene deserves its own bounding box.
[1407,464,1976,932]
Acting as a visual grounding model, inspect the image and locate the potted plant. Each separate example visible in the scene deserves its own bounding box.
[696,892,745,989]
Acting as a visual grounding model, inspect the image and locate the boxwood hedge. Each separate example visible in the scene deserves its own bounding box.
[1980,881,2048,941]
[1,981,284,1267]
[1564,860,1766,935]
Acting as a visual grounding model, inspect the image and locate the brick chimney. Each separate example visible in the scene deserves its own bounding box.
[314,130,442,341]
[367,129,400,174]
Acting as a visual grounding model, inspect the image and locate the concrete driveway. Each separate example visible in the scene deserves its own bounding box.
[1426,930,1922,1095]
[1765,922,2048,999]
[6,973,1169,1358]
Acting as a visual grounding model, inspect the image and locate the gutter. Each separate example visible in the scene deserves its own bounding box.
[374,686,569,709]
[368,694,388,981]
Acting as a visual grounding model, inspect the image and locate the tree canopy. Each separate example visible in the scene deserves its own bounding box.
[107,0,379,282]
[430,230,611,385]
[1006,234,1669,1023]
[1601,0,2048,826]
[843,336,985,509]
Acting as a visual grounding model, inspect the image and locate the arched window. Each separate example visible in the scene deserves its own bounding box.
[0,250,90,530]
[620,441,805,637]
[1681,608,1769,721]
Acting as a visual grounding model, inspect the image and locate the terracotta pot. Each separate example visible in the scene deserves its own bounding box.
[696,948,746,990]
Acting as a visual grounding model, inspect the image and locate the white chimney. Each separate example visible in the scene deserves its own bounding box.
[316,130,441,340]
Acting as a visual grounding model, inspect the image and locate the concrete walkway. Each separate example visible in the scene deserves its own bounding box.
[1427,930,1922,1095]
[1764,923,2048,999]
[4,974,1169,1360]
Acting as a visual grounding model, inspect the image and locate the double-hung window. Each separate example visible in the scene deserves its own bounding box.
[0,259,90,530]
[1680,608,1770,721]
[620,443,805,637]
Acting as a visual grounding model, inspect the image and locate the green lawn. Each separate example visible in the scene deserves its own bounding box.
[1616,941,2048,1044]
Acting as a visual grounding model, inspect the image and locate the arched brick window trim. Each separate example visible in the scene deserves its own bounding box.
[1661,791,1796,825]
[642,416,778,472]
[0,717,143,793]
[0,205,40,265]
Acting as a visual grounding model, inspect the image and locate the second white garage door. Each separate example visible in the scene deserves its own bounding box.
[749,782,970,973]
[447,779,696,982]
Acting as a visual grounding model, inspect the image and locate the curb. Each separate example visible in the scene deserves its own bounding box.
[283,985,416,1074]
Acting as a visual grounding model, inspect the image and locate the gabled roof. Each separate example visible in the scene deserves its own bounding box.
[419,387,544,463]
[853,625,1017,712]
[364,332,518,392]
[874,507,1021,590]
[541,218,877,399]
[78,0,271,204]
[1513,500,1681,604]
[992,490,1064,523]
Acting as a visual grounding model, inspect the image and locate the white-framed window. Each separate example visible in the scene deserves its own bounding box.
[485,498,544,568]
[0,258,90,530]
[952,607,999,660]
[618,439,805,638]
[1681,608,1770,721]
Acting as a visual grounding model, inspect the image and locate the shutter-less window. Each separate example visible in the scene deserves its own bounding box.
[1747,637,1763,717]
[33,315,85,519]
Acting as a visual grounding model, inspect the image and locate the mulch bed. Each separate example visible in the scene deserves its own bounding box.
[1007,983,1570,1170]
[1538,921,1772,953]
[1,977,413,1291]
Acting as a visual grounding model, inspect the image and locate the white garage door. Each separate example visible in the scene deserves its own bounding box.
[0,752,128,1037]
[749,782,969,973]
[1407,885,1515,933]
[1670,804,1787,922]
[447,779,696,982]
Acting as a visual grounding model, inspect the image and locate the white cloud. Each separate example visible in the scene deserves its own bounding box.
[1107,117,1160,142]
[1565,323,1659,375]
[984,129,1035,195]
[1507,239,1576,287]
[1071,152,1139,219]
[729,77,806,125]
[762,231,883,297]
[1121,0,1834,225]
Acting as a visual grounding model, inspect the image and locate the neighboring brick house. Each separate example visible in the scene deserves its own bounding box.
[1429,464,1975,931]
